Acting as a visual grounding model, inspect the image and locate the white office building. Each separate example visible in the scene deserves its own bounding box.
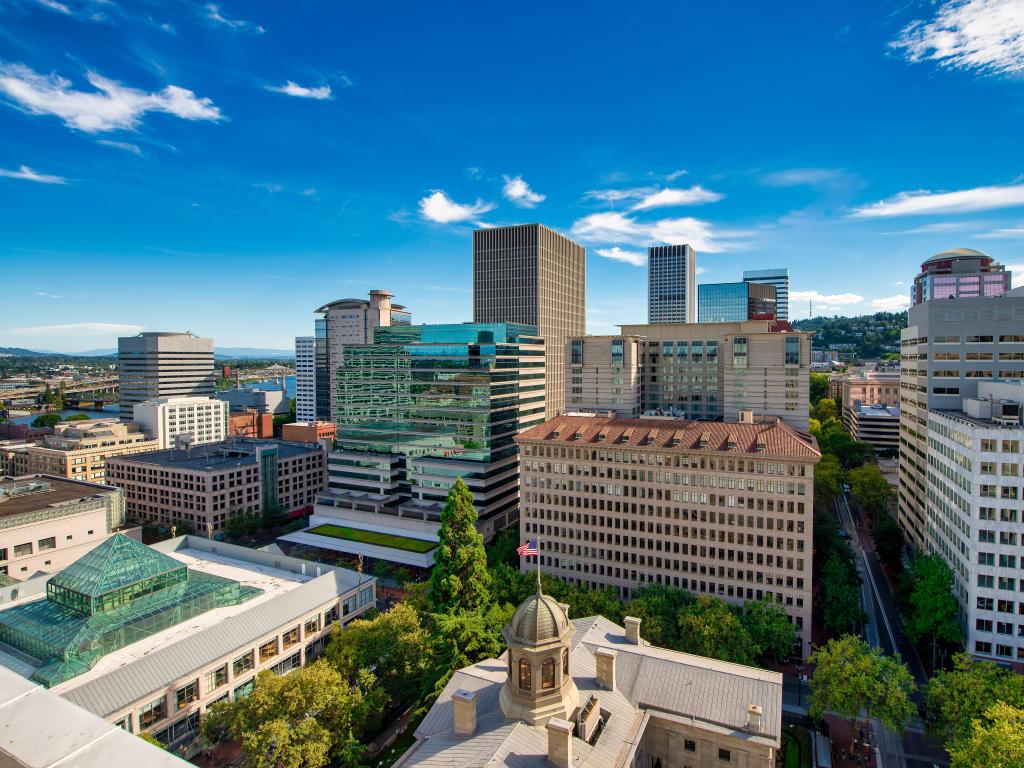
[118,333,215,421]
[295,336,316,423]
[649,244,696,324]
[132,396,229,450]
[743,268,790,322]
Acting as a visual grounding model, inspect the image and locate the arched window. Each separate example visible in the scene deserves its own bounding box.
[519,658,532,690]
[508,654,512,680]
[542,657,556,689]
[563,648,569,676]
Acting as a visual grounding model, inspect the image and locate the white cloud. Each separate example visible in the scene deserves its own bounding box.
[205,3,264,34]
[665,169,687,181]
[265,81,332,100]
[571,211,650,242]
[892,0,1024,75]
[34,291,64,299]
[253,182,283,193]
[761,168,847,187]
[501,175,545,208]
[871,294,911,311]
[630,186,723,211]
[97,139,143,156]
[570,211,743,253]
[790,290,864,305]
[35,0,71,13]
[1007,264,1024,288]
[6,322,144,336]
[418,190,496,224]
[0,63,222,133]
[595,247,645,267]
[879,221,971,235]
[464,167,485,180]
[978,226,1024,238]
[696,266,707,275]
[0,165,65,184]
[850,183,1024,218]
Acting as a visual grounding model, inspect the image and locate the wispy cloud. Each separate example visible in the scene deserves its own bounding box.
[6,321,144,336]
[871,294,911,311]
[571,210,745,253]
[850,183,1024,218]
[790,290,864,305]
[264,81,332,100]
[1007,264,1024,288]
[205,3,264,34]
[34,291,64,299]
[464,167,485,180]
[253,182,283,193]
[0,63,222,133]
[978,226,1024,239]
[0,164,66,184]
[584,185,723,211]
[879,221,972,235]
[97,139,143,156]
[594,247,645,267]
[760,168,848,187]
[34,0,71,13]
[418,190,496,224]
[891,0,1024,75]
[502,175,545,208]
[665,169,687,181]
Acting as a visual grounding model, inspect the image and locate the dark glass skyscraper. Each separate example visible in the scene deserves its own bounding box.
[697,281,777,323]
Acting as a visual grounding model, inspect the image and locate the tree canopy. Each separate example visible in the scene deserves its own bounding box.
[848,463,892,516]
[741,597,798,662]
[947,702,1024,768]
[925,653,1024,746]
[31,412,62,428]
[677,597,757,666]
[428,478,491,613]
[904,554,962,655]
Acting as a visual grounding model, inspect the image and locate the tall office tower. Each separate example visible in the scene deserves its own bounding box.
[648,244,696,324]
[117,332,215,421]
[314,290,411,421]
[911,248,1011,306]
[473,224,586,419]
[294,336,316,422]
[898,278,1023,551]
[566,335,643,417]
[743,268,790,321]
[698,281,777,323]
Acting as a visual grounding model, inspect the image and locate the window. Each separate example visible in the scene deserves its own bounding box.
[563,648,569,676]
[282,626,300,650]
[542,657,556,689]
[13,543,32,557]
[518,658,531,689]
[0,548,6,562]
[233,650,255,676]
[304,616,320,635]
[233,678,254,701]
[175,679,199,710]
[360,586,374,606]
[324,605,339,626]
[37,537,55,551]
[784,336,800,365]
[271,651,302,676]
[205,664,228,691]
[718,748,731,762]
[611,339,624,366]
[113,715,133,733]
[570,339,583,366]
[138,697,167,729]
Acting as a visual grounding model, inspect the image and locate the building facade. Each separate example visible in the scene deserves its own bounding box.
[744,268,790,322]
[837,370,900,421]
[848,402,900,452]
[697,282,777,323]
[473,224,586,419]
[566,335,643,417]
[106,439,326,533]
[911,248,1011,306]
[0,475,125,581]
[517,413,819,657]
[649,244,696,324]
[118,333,215,421]
[281,421,336,444]
[294,336,316,422]
[132,396,229,450]
[226,411,274,439]
[216,387,290,415]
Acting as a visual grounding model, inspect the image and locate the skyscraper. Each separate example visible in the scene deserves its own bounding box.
[743,268,790,321]
[648,244,696,324]
[473,224,585,419]
[910,248,1010,306]
[294,336,316,422]
[117,332,215,421]
[697,281,777,323]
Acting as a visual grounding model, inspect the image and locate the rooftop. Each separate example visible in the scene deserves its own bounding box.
[0,475,118,521]
[922,247,989,266]
[107,438,320,471]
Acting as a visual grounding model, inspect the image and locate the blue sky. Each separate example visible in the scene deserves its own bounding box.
[1,0,1023,352]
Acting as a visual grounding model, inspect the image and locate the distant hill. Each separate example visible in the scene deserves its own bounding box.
[5,346,294,359]
[0,347,51,357]
[793,311,906,358]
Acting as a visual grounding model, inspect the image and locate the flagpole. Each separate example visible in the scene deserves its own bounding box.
[536,537,542,594]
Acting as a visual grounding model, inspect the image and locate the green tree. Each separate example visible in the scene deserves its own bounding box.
[65,412,91,422]
[485,528,521,569]
[428,478,491,613]
[925,653,1024,746]
[421,604,512,700]
[31,412,62,428]
[677,597,757,666]
[871,511,904,570]
[741,596,798,662]
[814,397,840,422]
[820,551,865,634]
[625,584,693,649]
[809,635,916,738]
[905,554,962,667]
[848,464,892,515]
[814,454,843,505]
[810,372,830,405]
[948,702,1024,768]
[137,732,165,749]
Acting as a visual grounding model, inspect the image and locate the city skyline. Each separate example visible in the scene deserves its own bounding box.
[2,1,1024,352]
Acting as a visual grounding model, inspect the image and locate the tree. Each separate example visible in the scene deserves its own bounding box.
[428,478,491,613]
[820,551,865,634]
[810,372,830,405]
[421,604,512,700]
[65,412,91,422]
[137,732,165,749]
[31,412,62,428]
[871,511,904,570]
[485,528,520,569]
[676,597,757,666]
[848,464,892,516]
[925,653,1024,746]
[741,596,798,662]
[814,454,843,505]
[948,702,1024,768]
[814,397,840,422]
[905,554,962,667]
[809,635,916,739]
[625,584,693,649]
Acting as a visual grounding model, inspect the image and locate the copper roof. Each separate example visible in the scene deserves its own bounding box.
[516,416,820,460]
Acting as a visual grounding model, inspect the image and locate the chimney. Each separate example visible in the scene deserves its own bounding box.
[594,647,616,691]
[452,689,477,735]
[546,717,573,768]
[624,616,642,644]
[739,409,754,424]
[747,704,763,734]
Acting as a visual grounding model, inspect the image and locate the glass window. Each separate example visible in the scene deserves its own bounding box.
[282,626,300,650]
[233,650,255,676]
[324,605,338,626]
[233,678,254,701]
[259,638,278,662]
[37,537,56,552]
[138,696,167,729]
[113,715,133,733]
[732,338,747,369]
[518,658,531,689]
[304,616,320,635]
[13,543,32,557]
[542,657,556,689]
[784,336,800,365]
[611,339,624,366]
[359,586,374,606]
[718,748,731,762]
[570,339,583,366]
[684,740,696,753]
[205,664,228,691]
[175,679,199,710]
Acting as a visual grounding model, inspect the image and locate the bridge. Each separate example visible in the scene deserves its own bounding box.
[64,391,120,409]
[0,378,119,403]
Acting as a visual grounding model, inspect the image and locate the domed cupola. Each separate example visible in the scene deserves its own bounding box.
[509,592,572,645]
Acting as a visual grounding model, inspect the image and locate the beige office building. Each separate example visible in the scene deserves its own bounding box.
[118,333,216,421]
[132,396,229,450]
[566,335,643,417]
[836,370,900,425]
[474,224,586,419]
[517,413,819,658]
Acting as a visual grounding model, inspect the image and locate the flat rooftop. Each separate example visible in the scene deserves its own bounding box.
[0,475,116,521]
[109,438,319,471]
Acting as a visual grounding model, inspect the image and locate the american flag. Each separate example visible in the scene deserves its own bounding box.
[517,538,539,557]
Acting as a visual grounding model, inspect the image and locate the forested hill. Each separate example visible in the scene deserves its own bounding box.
[792,311,907,357]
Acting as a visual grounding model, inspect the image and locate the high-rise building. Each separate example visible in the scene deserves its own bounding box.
[648,244,696,324]
[743,268,790,321]
[565,335,643,417]
[295,336,316,422]
[911,248,1011,306]
[698,281,777,323]
[898,284,1024,550]
[132,396,229,450]
[473,224,586,419]
[118,333,215,421]
[313,290,411,421]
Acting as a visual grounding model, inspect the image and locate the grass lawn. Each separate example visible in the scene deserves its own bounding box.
[306,524,438,554]
[781,725,812,768]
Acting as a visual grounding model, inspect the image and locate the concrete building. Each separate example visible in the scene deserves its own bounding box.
[924,381,1024,669]
[911,248,1011,306]
[314,290,411,421]
[848,402,900,452]
[899,287,1024,549]
[0,419,160,484]
[566,335,643,417]
[0,475,126,581]
[132,396,229,450]
[281,421,336,444]
[0,534,375,755]
[397,591,782,768]
[618,321,812,431]
[516,413,819,658]
[216,386,290,415]
[281,323,545,566]
[649,244,696,324]
[836,370,901,425]
[295,336,316,423]
[697,282,777,323]
[118,333,215,421]
[473,224,586,419]
[106,439,326,534]
[744,268,790,322]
